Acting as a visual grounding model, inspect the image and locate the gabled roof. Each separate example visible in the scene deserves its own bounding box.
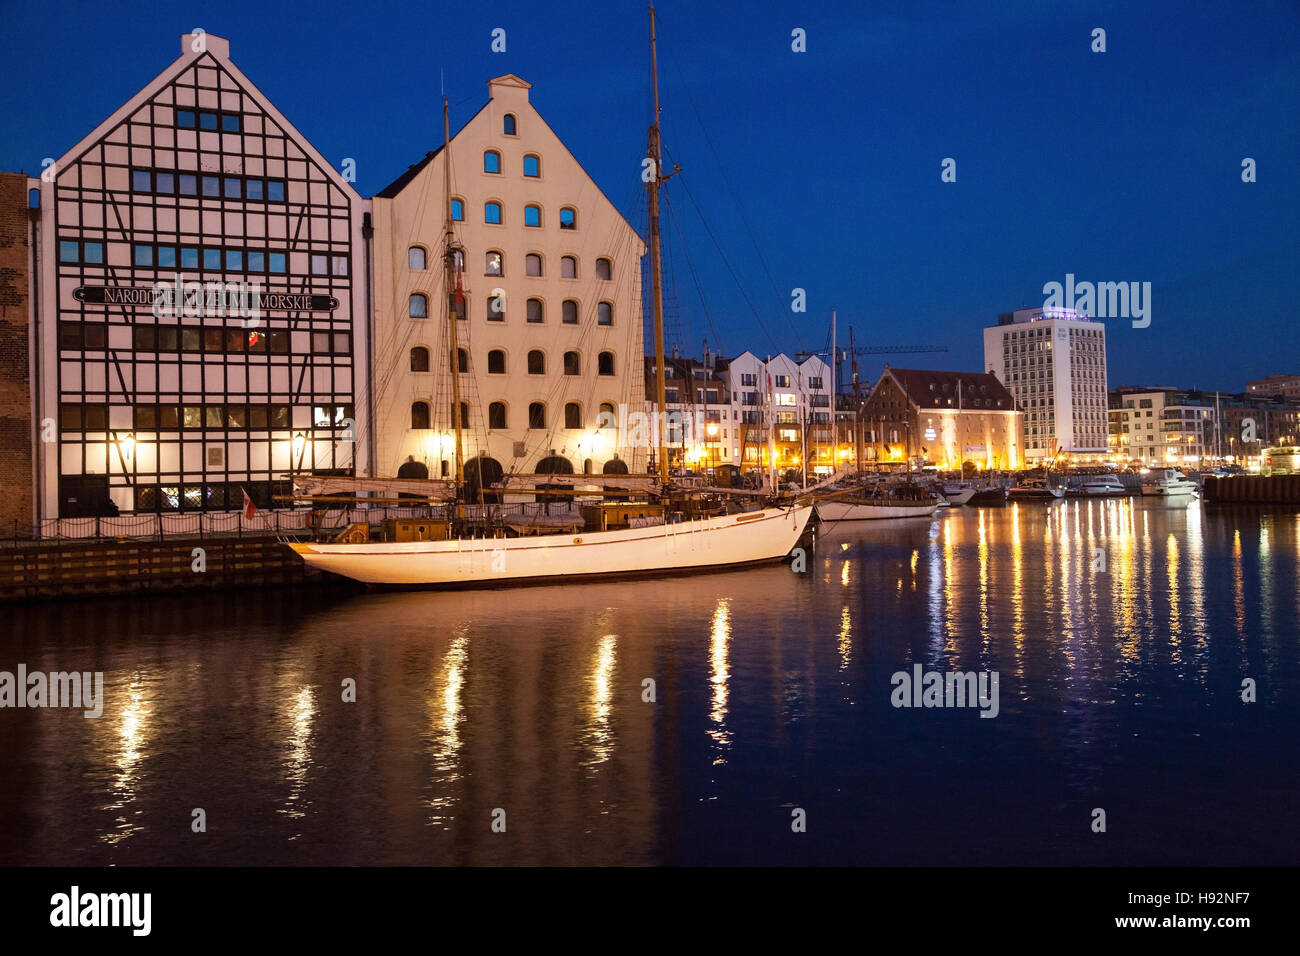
[882,368,1015,410]
[375,145,444,199]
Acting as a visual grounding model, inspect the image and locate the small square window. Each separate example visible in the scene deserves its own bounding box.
[199,112,218,130]
[224,177,242,199]
[334,333,349,353]
[134,245,154,267]
[312,331,331,353]
[332,255,348,276]
[60,240,79,262]
[176,110,196,128]
[82,242,103,264]
[179,174,197,195]
[451,198,464,221]
[155,172,174,193]
[311,254,328,275]
[203,248,221,270]
[267,181,285,202]
[202,176,220,197]
[246,179,263,200]
[247,251,265,271]
[524,206,541,227]
[269,253,286,273]
[226,249,242,270]
[269,331,289,354]
[132,170,152,192]
[181,247,199,268]
[157,246,177,268]
[221,113,241,132]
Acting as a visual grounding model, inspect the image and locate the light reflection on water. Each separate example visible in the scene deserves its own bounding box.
[2,500,1299,865]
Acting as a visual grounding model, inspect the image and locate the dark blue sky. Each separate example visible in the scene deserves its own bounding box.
[2,0,1296,391]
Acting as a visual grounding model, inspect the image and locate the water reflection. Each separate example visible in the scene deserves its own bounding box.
[98,671,155,846]
[708,598,731,763]
[424,626,469,826]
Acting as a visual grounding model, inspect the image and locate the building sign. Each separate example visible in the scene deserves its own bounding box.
[73,285,338,313]
[964,444,987,455]
[924,427,937,441]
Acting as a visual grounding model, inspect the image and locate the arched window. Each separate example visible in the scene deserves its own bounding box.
[489,402,507,429]
[598,351,615,376]
[595,257,612,280]
[448,292,467,321]
[485,201,502,224]
[528,402,546,429]
[524,204,541,227]
[598,401,616,423]
[450,198,464,221]
[561,255,577,278]
[564,402,582,428]
[597,301,613,326]
[562,300,579,325]
[526,298,544,324]
[410,346,430,372]
[451,348,468,373]
[503,114,517,135]
[527,350,545,375]
[584,458,593,475]
[409,293,428,318]
[483,150,501,173]
[563,351,580,375]
[451,401,469,429]
[411,402,430,429]
[486,293,505,322]
[485,250,503,275]
[488,349,506,374]
[408,246,426,270]
[523,154,540,177]
[559,207,576,230]
[525,253,542,276]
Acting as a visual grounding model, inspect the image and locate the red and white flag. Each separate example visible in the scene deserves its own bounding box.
[242,487,257,521]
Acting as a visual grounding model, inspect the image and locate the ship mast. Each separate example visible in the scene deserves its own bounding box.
[443,97,465,486]
[647,5,677,482]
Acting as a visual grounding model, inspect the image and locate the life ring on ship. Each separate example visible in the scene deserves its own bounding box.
[340,526,368,544]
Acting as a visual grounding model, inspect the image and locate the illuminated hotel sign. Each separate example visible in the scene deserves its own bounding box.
[73,284,338,313]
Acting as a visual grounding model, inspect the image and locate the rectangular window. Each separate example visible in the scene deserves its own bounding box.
[199,111,218,130]
[312,331,332,353]
[83,242,103,264]
[60,240,79,262]
[205,405,225,428]
[132,169,151,192]
[267,180,285,202]
[270,405,291,428]
[202,175,222,197]
[331,255,348,276]
[179,174,197,196]
[225,329,245,352]
[221,113,241,132]
[269,330,289,353]
[246,179,263,200]
[133,326,157,351]
[181,247,199,268]
[249,405,269,428]
[134,244,153,266]
[176,109,196,128]
[333,332,350,354]
[310,254,328,275]
[158,327,179,351]
[224,177,242,199]
[181,328,201,351]
[156,246,176,268]
[269,252,286,273]
[204,329,224,352]
[226,249,242,270]
[133,405,157,429]
[247,251,265,272]
[156,172,174,193]
[203,248,220,270]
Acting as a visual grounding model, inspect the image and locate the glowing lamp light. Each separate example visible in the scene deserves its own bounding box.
[117,433,136,466]
[292,432,307,458]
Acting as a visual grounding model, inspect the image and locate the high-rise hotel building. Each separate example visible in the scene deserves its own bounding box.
[370,75,646,486]
[983,307,1108,462]
[30,33,369,519]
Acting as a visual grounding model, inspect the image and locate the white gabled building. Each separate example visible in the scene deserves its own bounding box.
[370,75,647,489]
[29,32,370,519]
[719,351,834,476]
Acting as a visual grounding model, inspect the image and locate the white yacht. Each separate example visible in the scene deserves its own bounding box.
[1140,469,1199,498]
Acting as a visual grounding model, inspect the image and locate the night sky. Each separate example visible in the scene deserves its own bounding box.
[2,0,1296,391]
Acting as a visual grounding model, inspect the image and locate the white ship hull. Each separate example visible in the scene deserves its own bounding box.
[1140,483,1198,497]
[289,504,814,586]
[817,499,938,521]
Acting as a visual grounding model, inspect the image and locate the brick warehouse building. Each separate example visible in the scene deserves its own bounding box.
[0,173,34,534]
[26,33,370,522]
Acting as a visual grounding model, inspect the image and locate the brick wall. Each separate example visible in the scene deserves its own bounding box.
[0,172,34,538]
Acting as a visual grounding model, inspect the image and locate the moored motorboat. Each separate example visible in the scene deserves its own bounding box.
[1081,474,1126,496]
[1008,477,1065,501]
[816,497,939,521]
[1140,468,1199,498]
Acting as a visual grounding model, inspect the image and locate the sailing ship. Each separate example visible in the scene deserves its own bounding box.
[287,7,813,587]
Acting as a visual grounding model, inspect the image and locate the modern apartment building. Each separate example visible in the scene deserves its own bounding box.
[1246,374,1300,401]
[721,351,834,476]
[29,32,369,519]
[370,75,646,488]
[1109,386,1300,465]
[983,307,1108,462]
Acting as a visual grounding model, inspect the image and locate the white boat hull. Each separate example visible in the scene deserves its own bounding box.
[289,504,814,586]
[1140,484,1198,497]
[817,499,938,521]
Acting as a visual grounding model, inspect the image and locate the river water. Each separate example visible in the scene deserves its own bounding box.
[2,498,1297,865]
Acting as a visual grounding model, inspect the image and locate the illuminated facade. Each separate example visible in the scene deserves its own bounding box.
[30,33,369,518]
[983,307,1108,461]
[862,366,1022,470]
